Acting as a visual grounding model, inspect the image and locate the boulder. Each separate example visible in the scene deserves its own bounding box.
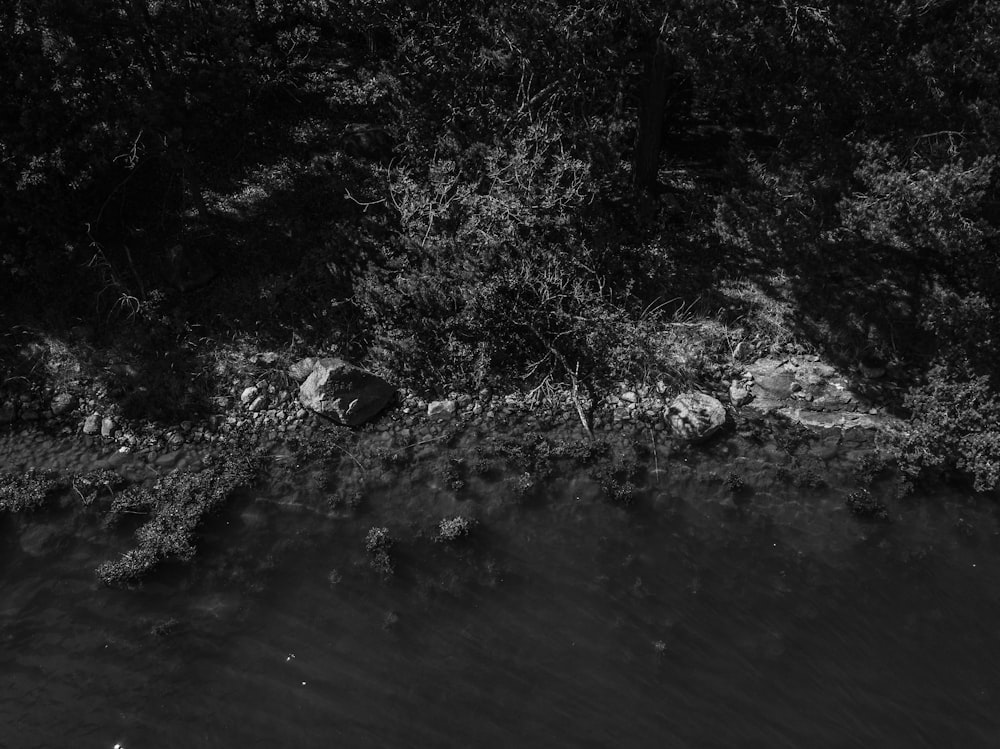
[298,358,395,426]
[666,392,726,442]
[50,392,78,416]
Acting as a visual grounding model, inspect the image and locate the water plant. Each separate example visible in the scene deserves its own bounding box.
[365,526,395,578]
[724,472,746,493]
[436,515,475,543]
[97,445,261,586]
[845,488,889,522]
[0,469,61,512]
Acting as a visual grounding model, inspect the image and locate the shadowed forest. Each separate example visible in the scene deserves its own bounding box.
[2,1,1000,490]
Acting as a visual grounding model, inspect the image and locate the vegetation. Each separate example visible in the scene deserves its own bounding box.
[3,2,1000,490]
[0,470,61,513]
[97,446,261,585]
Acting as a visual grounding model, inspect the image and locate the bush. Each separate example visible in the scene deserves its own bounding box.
[894,365,1000,492]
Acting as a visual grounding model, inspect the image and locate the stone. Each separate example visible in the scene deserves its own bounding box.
[428,399,457,421]
[754,371,797,399]
[288,357,319,381]
[240,386,258,405]
[298,358,395,426]
[82,412,101,435]
[50,392,78,416]
[665,392,726,442]
[729,380,753,406]
[621,391,638,403]
[248,395,267,412]
[101,417,116,438]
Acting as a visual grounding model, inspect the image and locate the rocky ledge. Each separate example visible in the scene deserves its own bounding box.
[737,355,900,432]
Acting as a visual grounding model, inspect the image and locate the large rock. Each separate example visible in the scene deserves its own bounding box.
[666,392,726,442]
[298,358,394,426]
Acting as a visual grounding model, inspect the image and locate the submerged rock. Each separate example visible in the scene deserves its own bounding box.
[666,392,726,442]
[298,358,395,426]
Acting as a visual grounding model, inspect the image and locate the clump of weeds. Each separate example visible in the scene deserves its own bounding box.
[365,526,395,579]
[845,488,890,521]
[435,515,476,544]
[0,469,62,512]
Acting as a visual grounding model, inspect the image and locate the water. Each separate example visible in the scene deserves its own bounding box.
[3,429,1000,748]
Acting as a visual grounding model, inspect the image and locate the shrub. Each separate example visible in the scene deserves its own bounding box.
[894,365,1000,492]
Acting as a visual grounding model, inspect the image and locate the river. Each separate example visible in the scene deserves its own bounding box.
[2,427,999,748]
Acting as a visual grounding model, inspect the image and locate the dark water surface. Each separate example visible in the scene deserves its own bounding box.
[3,432,1000,748]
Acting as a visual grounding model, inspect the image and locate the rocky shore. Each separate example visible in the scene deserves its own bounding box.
[0,343,900,466]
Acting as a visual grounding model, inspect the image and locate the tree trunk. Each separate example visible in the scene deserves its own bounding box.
[633,36,676,195]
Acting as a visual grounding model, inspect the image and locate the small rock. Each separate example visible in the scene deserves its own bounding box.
[729,380,753,407]
[240,386,258,405]
[621,391,638,403]
[50,392,78,416]
[101,417,116,438]
[82,412,101,435]
[428,399,457,421]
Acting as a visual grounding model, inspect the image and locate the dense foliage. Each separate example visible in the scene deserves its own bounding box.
[3,1,1000,488]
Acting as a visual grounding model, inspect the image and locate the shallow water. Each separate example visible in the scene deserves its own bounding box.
[3,430,1000,748]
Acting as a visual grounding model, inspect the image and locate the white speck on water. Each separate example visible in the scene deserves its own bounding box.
[301,681,307,686]
[286,653,296,661]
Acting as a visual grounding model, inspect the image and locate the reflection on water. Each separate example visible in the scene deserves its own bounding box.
[2,433,1000,748]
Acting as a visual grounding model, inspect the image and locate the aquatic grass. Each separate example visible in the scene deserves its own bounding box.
[845,488,890,522]
[0,469,62,512]
[435,515,476,543]
[97,446,262,586]
[365,526,395,578]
